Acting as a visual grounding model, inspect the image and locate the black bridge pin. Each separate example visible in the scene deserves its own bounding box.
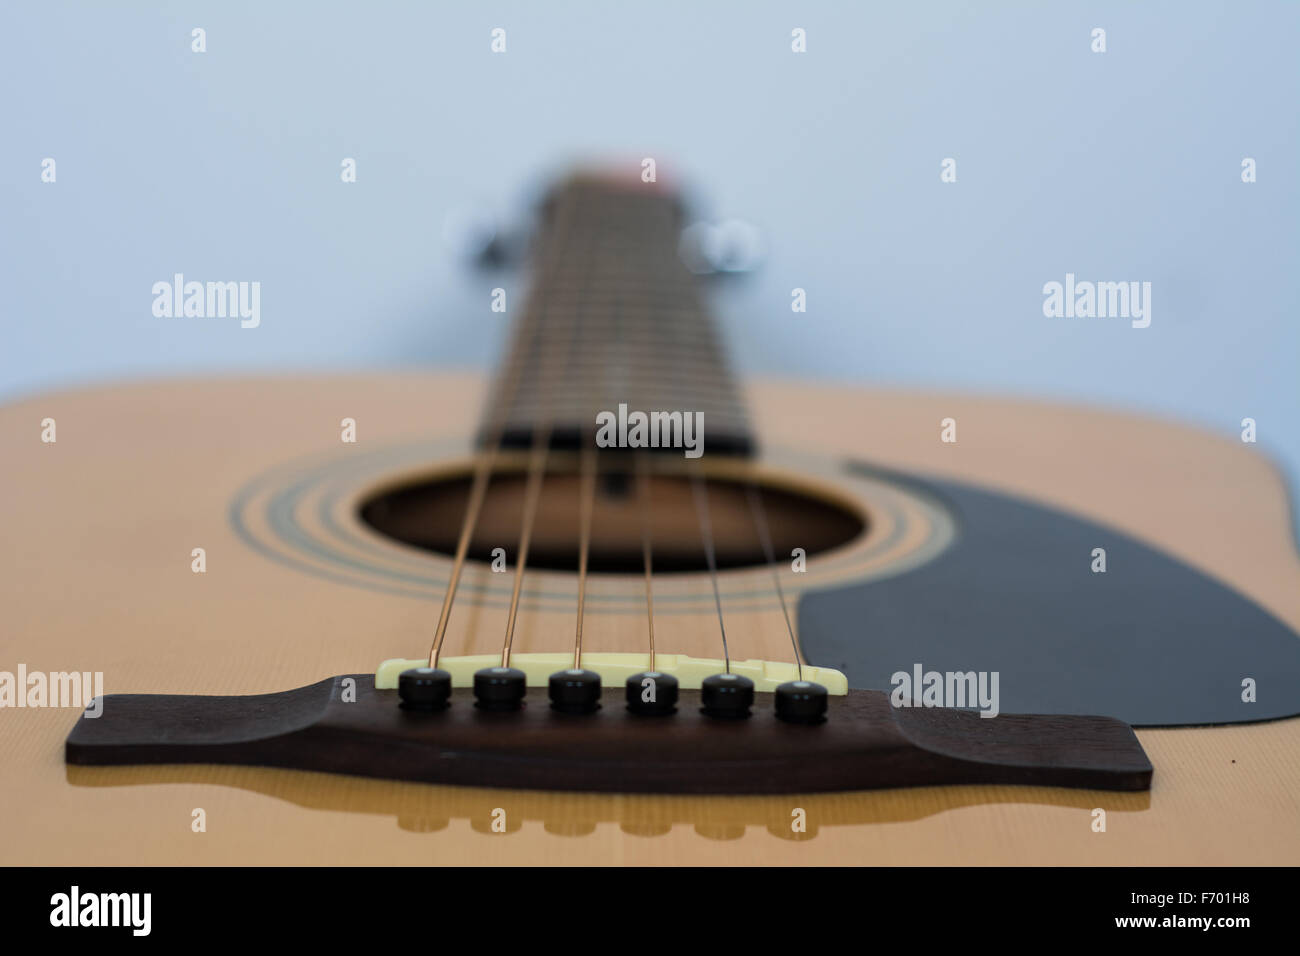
[774,680,829,724]
[473,666,527,711]
[700,673,754,719]
[398,667,452,711]
[625,671,679,716]
[548,669,602,714]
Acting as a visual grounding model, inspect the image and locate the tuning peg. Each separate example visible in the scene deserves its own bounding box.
[678,218,765,275]
[441,204,532,269]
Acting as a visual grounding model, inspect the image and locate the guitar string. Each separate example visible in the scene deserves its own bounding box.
[432,184,772,684]
[637,452,657,671]
[499,431,551,666]
[690,469,732,673]
[568,267,623,673]
[427,190,579,668]
[428,451,493,666]
[499,200,597,668]
[571,443,597,669]
[426,351,528,667]
[614,269,660,676]
[745,480,802,679]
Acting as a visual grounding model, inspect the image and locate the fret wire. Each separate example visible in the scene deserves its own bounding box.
[477,180,752,454]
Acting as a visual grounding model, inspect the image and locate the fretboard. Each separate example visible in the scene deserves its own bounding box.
[478,174,755,456]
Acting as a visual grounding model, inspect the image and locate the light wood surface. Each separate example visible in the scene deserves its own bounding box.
[2,372,1297,865]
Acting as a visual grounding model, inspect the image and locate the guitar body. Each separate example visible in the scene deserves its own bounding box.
[5,371,1298,865]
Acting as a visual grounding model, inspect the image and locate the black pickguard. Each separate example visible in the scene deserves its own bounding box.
[797,463,1300,727]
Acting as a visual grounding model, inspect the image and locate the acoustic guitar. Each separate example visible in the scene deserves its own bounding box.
[4,172,1299,866]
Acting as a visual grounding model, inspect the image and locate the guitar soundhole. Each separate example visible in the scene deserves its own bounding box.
[359,466,866,574]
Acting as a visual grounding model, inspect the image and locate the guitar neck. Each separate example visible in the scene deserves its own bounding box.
[478,174,755,456]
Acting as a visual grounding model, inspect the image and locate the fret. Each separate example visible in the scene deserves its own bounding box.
[479,174,755,457]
